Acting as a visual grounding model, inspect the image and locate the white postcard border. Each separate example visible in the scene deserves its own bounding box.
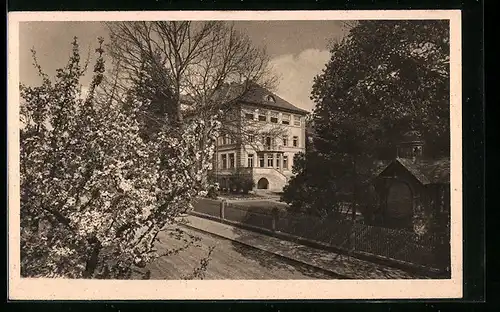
[7,10,463,300]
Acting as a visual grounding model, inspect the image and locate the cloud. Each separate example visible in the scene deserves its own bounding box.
[269,49,330,112]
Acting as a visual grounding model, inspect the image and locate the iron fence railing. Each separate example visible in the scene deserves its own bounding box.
[192,198,450,271]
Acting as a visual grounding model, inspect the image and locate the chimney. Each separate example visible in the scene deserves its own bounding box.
[396,131,424,162]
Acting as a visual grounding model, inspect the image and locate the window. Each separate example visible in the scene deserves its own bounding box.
[229,153,235,169]
[223,134,234,145]
[259,111,267,121]
[293,115,301,126]
[265,136,272,149]
[282,136,288,147]
[267,154,274,167]
[293,136,299,147]
[248,135,254,143]
[283,155,288,169]
[276,154,281,169]
[247,154,254,167]
[270,112,278,124]
[266,95,276,103]
[245,113,254,120]
[282,114,290,125]
[259,155,265,167]
[221,154,227,169]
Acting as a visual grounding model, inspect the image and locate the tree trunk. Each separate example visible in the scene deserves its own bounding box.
[350,156,357,252]
[351,156,357,223]
[176,102,183,125]
[174,81,183,126]
[83,238,102,278]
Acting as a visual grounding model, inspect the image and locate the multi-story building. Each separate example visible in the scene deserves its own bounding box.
[213,84,309,192]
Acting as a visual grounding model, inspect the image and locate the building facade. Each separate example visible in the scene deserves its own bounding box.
[213,85,309,192]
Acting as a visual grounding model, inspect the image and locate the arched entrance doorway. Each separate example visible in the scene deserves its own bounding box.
[386,181,413,229]
[257,178,269,190]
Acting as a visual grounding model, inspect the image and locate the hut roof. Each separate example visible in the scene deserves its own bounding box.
[376,157,450,185]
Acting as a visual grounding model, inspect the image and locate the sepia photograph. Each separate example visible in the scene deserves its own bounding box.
[7,10,462,300]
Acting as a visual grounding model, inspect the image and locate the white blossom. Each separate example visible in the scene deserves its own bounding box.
[19,38,221,279]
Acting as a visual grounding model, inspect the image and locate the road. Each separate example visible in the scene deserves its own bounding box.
[136,225,337,280]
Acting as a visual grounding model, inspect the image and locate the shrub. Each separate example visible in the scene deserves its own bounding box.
[230,174,255,194]
[206,184,219,199]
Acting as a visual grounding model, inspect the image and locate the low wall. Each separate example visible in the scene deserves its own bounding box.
[192,197,450,275]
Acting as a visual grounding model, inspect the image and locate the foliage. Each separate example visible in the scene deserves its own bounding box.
[229,169,255,194]
[236,177,256,194]
[19,37,220,278]
[281,151,351,218]
[312,20,450,158]
[283,20,450,220]
[206,184,220,199]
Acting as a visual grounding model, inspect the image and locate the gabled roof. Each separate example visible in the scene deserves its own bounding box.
[240,83,309,115]
[378,157,450,185]
[179,82,309,115]
[373,160,393,177]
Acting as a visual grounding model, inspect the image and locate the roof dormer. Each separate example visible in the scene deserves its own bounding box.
[264,94,276,103]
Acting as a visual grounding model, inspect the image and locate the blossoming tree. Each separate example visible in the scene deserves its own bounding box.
[20,37,220,279]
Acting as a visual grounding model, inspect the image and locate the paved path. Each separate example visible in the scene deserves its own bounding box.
[134,224,336,280]
[182,215,428,279]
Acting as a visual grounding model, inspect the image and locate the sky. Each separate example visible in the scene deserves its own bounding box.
[19,21,350,112]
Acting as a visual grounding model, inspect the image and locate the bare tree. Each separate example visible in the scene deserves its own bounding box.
[102,21,290,193]
[103,21,281,134]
